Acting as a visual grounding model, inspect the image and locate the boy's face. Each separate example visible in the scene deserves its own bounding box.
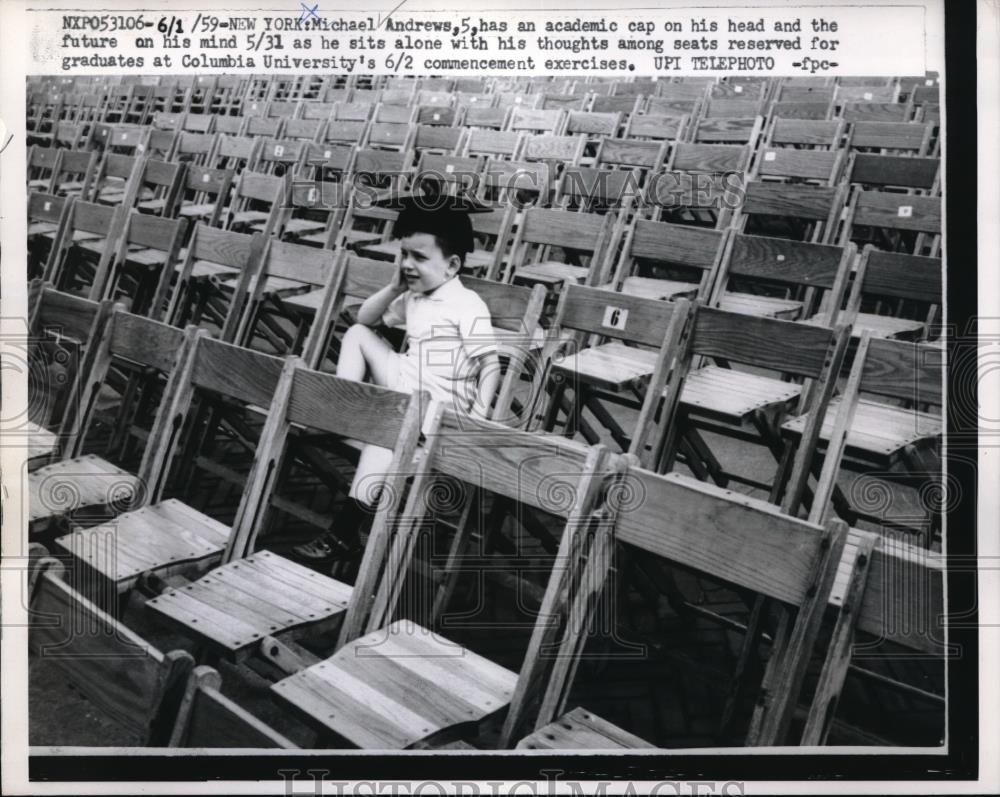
[398,232,460,294]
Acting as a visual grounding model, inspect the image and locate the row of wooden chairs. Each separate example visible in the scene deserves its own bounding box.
[25,298,942,748]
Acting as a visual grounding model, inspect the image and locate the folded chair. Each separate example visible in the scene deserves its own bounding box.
[168,666,298,748]
[28,549,194,745]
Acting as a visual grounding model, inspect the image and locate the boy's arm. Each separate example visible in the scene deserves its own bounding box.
[356,269,406,327]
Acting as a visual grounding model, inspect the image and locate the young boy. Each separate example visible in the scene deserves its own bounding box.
[292,194,501,564]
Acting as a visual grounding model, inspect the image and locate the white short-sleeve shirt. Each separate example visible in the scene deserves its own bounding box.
[382,277,497,406]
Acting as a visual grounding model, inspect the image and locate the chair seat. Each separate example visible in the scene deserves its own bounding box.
[124,247,168,267]
[136,197,168,212]
[28,222,58,238]
[271,620,518,749]
[230,210,271,226]
[56,180,86,193]
[517,707,655,750]
[281,288,325,314]
[29,454,140,523]
[178,202,219,219]
[554,341,658,391]
[271,218,327,236]
[803,312,926,340]
[295,231,329,246]
[25,421,59,463]
[616,276,699,301]
[28,178,51,189]
[514,262,589,287]
[175,259,238,281]
[717,292,804,320]
[781,397,940,458]
[55,498,230,591]
[680,365,802,420]
[146,550,351,656]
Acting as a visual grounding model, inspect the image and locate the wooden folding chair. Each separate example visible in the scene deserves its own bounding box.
[708,234,855,322]
[412,122,465,157]
[144,361,427,670]
[601,217,729,302]
[659,307,850,513]
[29,551,194,745]
[841,102,915,123]
[462,127,524,161]
[209,134,262,172]
[173,131,218,167]
[90,152,144,206]
[166,225,266,336]
[168,666,298,748]
[275,175,350,247]
[109,158,186,216]
[591,94,642,118]
[25,282,114,466]
[49,150,98,198]
[252,137,309,178]
[520,464,859,746]
[27,145,62,193]
[266,407,624,749]
[233,239,339,355]
[534,285,695,465]
[840,189,941,256]
[334,148,413,251]
[44,198,128,301]
[168,163,234,227]
[495,206,615,289]
[646,142,753,230]
[28,315,197,532]
[222,171,286,238]
[823,245,942,340]
[52,332,289,594]
[689,114,764,146]
[95,211,188,314]
[27,192,74,276]
[727,179,849,244]
[781,336,943,545]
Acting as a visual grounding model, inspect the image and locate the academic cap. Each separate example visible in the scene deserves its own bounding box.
[372,187,491,258]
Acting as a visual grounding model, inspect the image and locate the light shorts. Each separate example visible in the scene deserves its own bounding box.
[385,351,476,412]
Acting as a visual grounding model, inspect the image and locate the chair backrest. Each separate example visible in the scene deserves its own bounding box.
[52,150,98,197]
[844,190,941,244]
[235,239,339,346]
[753,146,845,185]
[581,466,850,745]
[710,234,855,322]
[565,111,621,139]
[225,171,285,237]
[107,212,189,317]
[168,666,297,748]
[168,226,266,336]
[735,181,848,243]
[848,154,940,191]
[462,277,547,424]
[849,121,932,152]
[692,116,763,146]
[464,128,523,159]
[767,118,845,148]
[500,207,614,284]
[624,114,687,142]
[847,245,942,316]
[29,555,194,745]
[178,164,234,226]
[46,199,126,298]
[520,134,586,168]
[608,218,729,298]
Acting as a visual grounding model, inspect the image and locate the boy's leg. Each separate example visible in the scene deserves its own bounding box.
[338,324,395,387]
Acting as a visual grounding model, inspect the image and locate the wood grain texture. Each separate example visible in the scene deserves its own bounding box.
[559,283,684,348]
[725,233,847,287]
[286,369,413,447]
[670,143,749,173]
[850,121,930,150]
[190,225,255,271]
[852,191,941,235]
[630,219,726,268]
[189,336,285,407]
[743,181,841,221]
[598,137,669,170]
[694,117,760,144]
[862,338,943,406]
[518,707,654,749]
[108,311,186,372]
[860,248,942,304]
[757,148,841,181]
[849,154,939,189]
[692,306,835,377]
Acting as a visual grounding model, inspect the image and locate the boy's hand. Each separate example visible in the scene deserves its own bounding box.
[389,262,408,294]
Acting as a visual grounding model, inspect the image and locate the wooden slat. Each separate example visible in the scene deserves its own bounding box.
[691,306,835,377]
[517,707,654,750]
[189,337,284,407]
[743,181,840,221]
[725,234,846,287]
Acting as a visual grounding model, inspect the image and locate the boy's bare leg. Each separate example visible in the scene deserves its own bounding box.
[338,324,395,386]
